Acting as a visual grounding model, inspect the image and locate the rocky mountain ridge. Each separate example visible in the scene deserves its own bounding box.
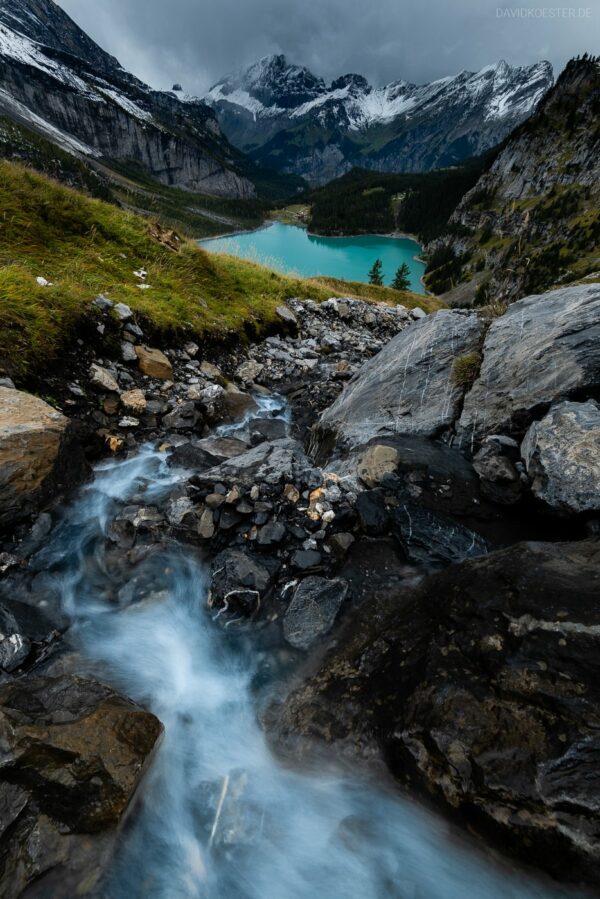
[425,55,600,302]
[0,0,256,197]
[205,53,553,183]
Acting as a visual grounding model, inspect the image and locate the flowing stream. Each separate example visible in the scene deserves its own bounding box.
[33,404,587,899]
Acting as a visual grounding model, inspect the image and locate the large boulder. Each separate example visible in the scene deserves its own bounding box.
[318,310,483,450]
[457,284,600,448]
[521,399,600,515]
[271,538,600,887]
[0,388,85,530]
[0,674,161,897]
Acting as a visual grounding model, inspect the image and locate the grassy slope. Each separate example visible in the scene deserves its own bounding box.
[0,161,440,379]
[0,116,266,238]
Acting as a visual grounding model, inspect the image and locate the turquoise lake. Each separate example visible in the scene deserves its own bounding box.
[199,222,426,293]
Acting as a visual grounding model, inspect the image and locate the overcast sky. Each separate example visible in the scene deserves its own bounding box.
[58,0,595,94]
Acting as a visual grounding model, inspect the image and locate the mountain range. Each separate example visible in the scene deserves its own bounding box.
[205,54,554,184]
[0,0,257,197]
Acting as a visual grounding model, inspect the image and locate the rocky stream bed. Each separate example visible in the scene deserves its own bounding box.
[0,284,599,896]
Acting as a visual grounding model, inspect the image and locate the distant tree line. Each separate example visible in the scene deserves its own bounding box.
[304,156,493,243]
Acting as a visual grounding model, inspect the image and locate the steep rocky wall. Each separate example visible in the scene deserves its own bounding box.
[0,59,255,197]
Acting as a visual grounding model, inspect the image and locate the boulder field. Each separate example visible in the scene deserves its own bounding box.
[0,281,598,891]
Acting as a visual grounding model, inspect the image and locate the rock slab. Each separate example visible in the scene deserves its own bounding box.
[283,576,349,650]
[458,283,600,447]
[318,310,483,449]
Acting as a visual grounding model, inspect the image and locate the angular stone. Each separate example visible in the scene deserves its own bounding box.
[276,304,298,328]
[473,441,522,505]
[0,674,161,898]
[521,400,600,515]
[134,346,173,380]
[113,302,133,321]
[120,388,146,415]
[291,549,322,571]
[392,503,488,567]
[210,549,271,615]
[89,363,119,393]
[236,359,264,384]
[198,507,215,539]
[121,341,138,363]
[283,576,349,650]
[193,439,310,489]
[222,384,258,420]
[257,520,286,546]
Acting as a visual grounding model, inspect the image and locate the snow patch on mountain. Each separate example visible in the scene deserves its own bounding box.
[0,87,100,156]
[206,54,554,132]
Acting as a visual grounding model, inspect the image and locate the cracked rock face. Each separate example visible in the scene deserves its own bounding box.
[521,399,600,515]
[457,284,600,449]
[270,538,600,886]
[318,310,484,450]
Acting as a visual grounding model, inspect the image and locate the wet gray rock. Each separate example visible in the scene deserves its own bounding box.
[0,674,161,897]
[521,400,600,515]
[257,520,286,546]
[194,438,311,489]
[392,504,488,567]
[291,549,323,571]
[210,549,272,615]
[283,576,349,650]
[162,401,199,431]
[473,440,522,505]
[318,310,484,450]
[168,437,249,471]
[457,284,600,448]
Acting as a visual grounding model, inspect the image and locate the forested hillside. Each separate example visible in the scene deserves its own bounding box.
[305,158,491,241]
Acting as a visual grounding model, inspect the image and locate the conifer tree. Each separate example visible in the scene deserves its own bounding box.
[391,262,411,291]
[368,258,384,286]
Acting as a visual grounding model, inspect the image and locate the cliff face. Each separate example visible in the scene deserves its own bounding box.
[0,1,255,198]
[426,57,600,303]
[205,54,553,185]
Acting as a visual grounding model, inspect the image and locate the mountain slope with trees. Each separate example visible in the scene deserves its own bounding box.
[424,55,600,301]
[303,158,490,241]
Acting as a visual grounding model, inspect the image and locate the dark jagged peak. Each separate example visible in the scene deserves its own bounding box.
[330,73,371,93]
[0,0,123,79]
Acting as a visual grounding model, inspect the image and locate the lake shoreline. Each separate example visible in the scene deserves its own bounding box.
[199,221,428,295]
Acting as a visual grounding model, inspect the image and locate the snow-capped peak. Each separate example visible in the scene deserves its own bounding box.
[205,56,553,131]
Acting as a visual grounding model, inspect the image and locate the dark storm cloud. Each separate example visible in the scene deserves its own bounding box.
[58,0,594,93]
